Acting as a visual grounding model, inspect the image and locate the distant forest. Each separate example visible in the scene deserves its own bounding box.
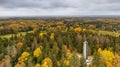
[0,17,120,67]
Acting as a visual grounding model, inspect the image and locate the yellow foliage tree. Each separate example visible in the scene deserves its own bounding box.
[98,48,114,67]
[50,33,54,40]
[18,52,30,62]
[42,57,52,67]
[33,46,42,58]
[39,31,47,38]
[74,27,82,32]
[35,63,41,67]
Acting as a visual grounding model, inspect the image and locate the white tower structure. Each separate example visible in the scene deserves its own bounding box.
[83,41,88,60]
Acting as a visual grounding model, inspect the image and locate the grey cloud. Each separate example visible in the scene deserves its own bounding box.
[0,0,74,9]
[0,0,120,16]
[0,0,120,10]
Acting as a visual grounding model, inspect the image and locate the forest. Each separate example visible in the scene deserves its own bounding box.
[0,17,120,67]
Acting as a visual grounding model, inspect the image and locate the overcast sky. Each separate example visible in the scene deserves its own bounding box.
[0,0,120,17]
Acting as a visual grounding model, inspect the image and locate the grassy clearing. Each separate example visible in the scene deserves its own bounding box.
[98,31,120,37]
[0,31,33,38]
[89,29,120,37]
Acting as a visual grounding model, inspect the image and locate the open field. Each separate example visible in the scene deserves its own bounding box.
[0,31,33,38]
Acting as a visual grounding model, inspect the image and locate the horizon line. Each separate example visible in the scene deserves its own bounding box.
[1,15,120,18]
